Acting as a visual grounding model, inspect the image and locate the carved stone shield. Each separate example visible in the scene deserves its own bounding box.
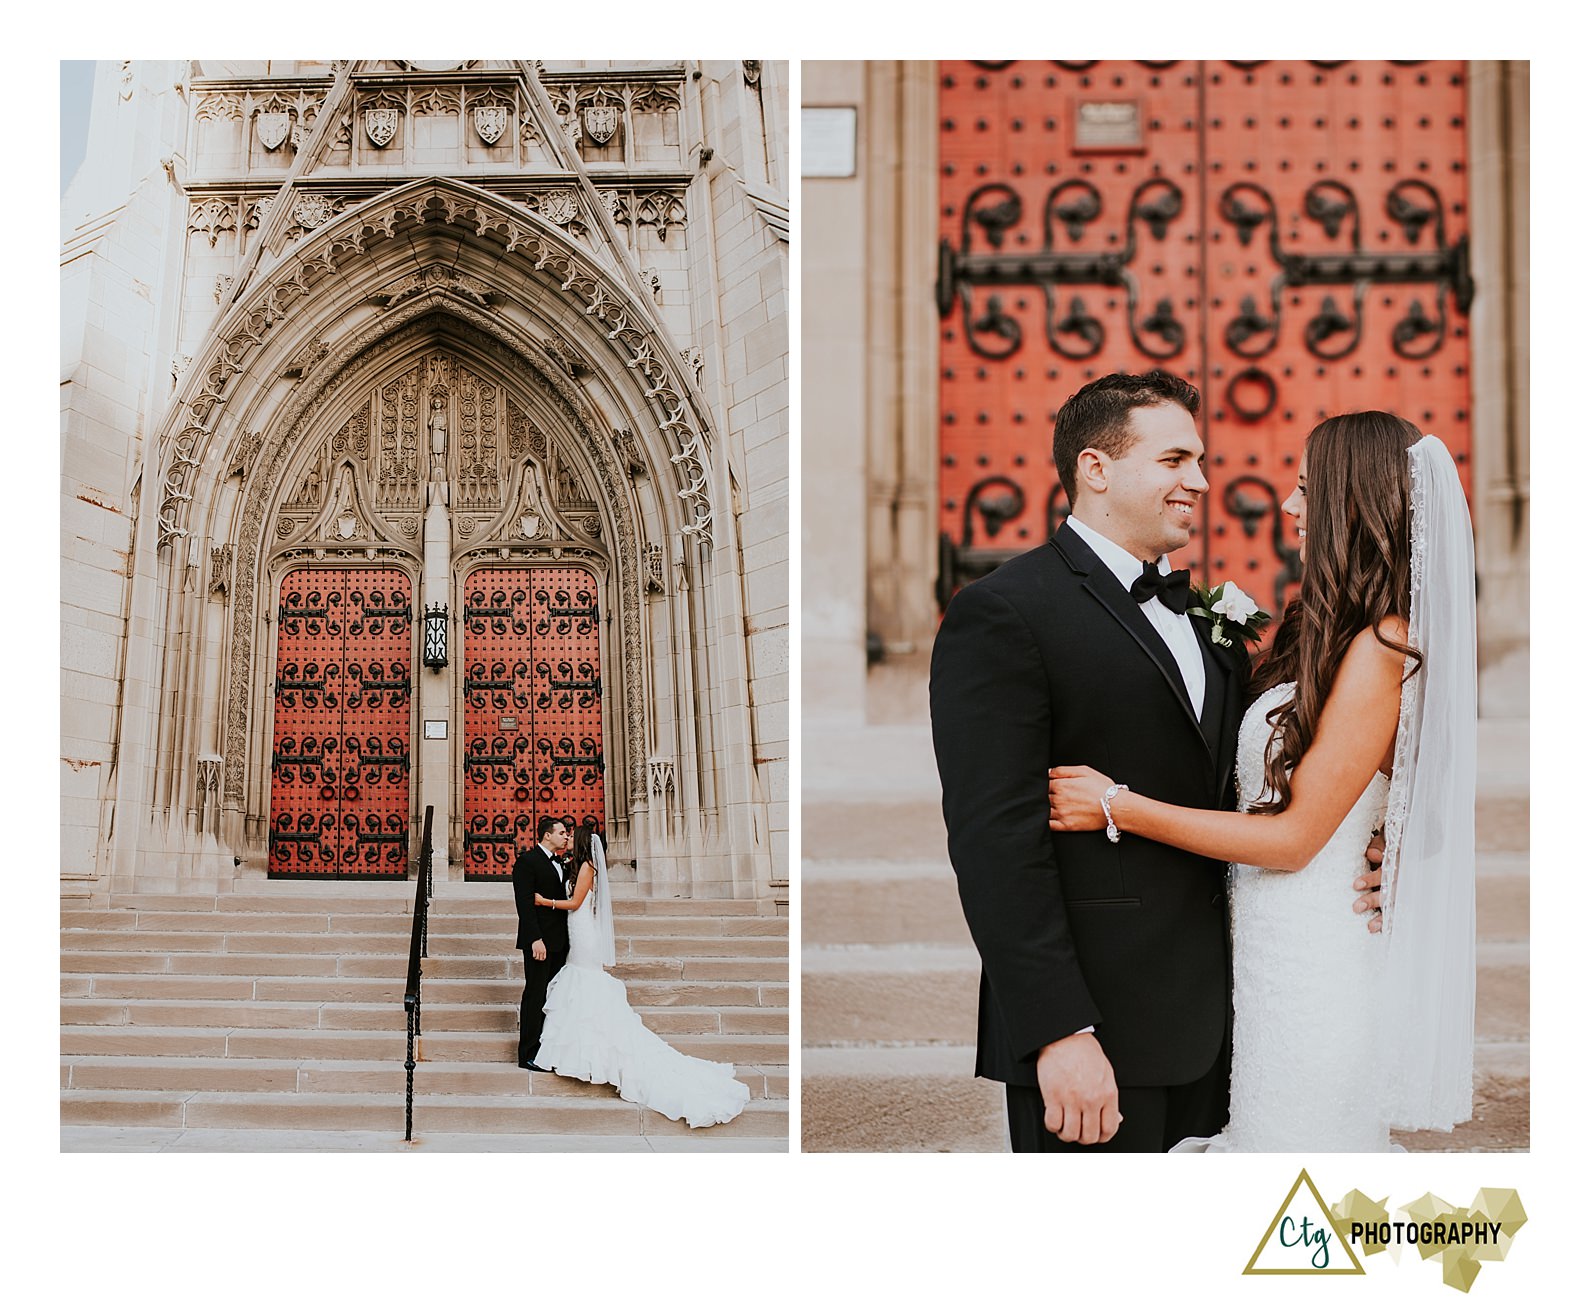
[364,107,399,147]
[542,189,579,227]
[583,104,619,144]
[257,111,290,151]
[292,195,335,231]
[474,104,510,145]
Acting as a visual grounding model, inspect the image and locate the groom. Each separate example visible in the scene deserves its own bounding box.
[513,813,571,1071]
[930,370,1245,1152]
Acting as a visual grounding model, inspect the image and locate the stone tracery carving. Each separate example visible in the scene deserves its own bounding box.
[380,264,497,309]
[602,188,687,242]
[223,307,653,809]
[315,465,370,541]
[414,86,458,117]
[189,199,237,247]
[195,92,244,121]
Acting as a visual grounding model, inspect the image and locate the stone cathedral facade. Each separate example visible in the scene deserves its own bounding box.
[61,60,789,900]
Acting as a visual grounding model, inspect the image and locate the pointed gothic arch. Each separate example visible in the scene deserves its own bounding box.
[129,177,758,894]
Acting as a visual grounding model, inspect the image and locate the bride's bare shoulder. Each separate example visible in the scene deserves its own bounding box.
[1371,614,1410,647]
[1336,618,1410,690]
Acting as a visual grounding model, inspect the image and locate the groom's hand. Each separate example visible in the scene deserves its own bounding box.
[1036,1032,1122,1145]
[1355,830,1385,934]
[531,939,547,961]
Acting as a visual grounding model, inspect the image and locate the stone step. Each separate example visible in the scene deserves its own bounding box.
[60,1055,789,1100]
[60,948,788,983]
[61,924,788,953]
[59,908,788,939]
[800,1040,1528,1153]
[801,857,1529,947]
[806,714,1524,794]
[60,1088,788,1137]
[60,972,786,1009]
[60,882,786,1143]
[801,1046,1005,1153]
[802,944,1527,1046]
[61,1025,787,1066]
[65,890,780,918]
[804,794,1529,864]
[61,995,788,1036]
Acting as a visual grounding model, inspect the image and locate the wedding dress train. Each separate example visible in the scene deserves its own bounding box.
[534,873,751,1128]
[1171,680,1392,1153]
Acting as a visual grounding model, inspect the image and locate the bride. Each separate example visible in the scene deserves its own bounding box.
[531,825,751,1128]
[1049,413,1476,1151]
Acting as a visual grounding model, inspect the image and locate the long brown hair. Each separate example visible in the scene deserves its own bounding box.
[1248,412,1424,813]
[569,825,595,876]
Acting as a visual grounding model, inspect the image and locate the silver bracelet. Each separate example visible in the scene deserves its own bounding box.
[1101,783,1130,844]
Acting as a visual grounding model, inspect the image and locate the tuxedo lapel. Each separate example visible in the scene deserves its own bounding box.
[1189,614,1248,808]
[1054,525,1209,759]
[1194,627,1224,757]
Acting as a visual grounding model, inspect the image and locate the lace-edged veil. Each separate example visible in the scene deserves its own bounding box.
[590,832,617,967]
[1376,434,1477,1132]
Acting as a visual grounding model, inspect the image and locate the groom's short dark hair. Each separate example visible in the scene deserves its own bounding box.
[1051,370,1200,503]
[537,814,563,839]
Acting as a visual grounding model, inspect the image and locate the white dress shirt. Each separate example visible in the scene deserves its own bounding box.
[539,841,569,893]
[1067,514,1206,718]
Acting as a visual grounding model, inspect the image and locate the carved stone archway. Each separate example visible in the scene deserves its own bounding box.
[121,178,759,895]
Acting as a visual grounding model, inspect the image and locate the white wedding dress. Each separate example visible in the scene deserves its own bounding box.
[1172,680,1392,1152]
[534,879,751,1128]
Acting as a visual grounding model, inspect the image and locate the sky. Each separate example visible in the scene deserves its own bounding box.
[60,60,95,196]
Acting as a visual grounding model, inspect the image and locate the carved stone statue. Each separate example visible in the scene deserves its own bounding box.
[426,392,449,507]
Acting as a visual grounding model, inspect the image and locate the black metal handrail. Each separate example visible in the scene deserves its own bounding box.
[403,805,435,1142]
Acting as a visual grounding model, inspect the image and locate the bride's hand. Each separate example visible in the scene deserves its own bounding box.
[1048,766,1116,832]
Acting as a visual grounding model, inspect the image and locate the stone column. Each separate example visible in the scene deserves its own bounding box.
[802,62,870,726]
[419,489,455,881]
[1466,61,1530,717]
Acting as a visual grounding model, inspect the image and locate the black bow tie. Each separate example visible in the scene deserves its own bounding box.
[1128,561,1191,614]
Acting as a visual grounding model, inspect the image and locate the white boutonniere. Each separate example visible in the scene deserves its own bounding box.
[1188,581,1271,648]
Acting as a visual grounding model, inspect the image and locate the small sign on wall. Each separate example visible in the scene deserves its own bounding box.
[424,720,448,740]
[802,106,858,178]
[1073,99,1145,152]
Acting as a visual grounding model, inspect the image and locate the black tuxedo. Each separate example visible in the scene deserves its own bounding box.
[513,844,570,1066]
[930,522,1248,1149]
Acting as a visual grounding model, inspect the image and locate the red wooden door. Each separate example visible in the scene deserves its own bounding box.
[269,568,413,878]
[937,60,1473,614]
[461,567,605,880]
